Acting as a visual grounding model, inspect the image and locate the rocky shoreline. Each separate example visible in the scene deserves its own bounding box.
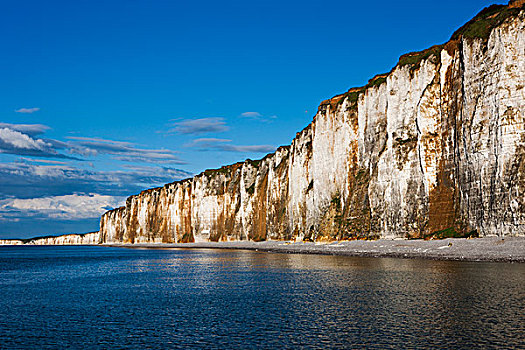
[105,236,525,263]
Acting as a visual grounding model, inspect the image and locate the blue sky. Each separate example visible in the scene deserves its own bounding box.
[0,0,497,238]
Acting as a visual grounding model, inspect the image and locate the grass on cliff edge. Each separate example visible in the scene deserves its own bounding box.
[398,4,523,71]
[451,4,524,40]
[333,3,525,111]
[398,45,443,68]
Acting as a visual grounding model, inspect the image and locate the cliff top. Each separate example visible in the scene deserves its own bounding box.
[320,1,524,111]
[451,2,524,40]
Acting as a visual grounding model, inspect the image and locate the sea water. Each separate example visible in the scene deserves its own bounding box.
[0,246,523,349]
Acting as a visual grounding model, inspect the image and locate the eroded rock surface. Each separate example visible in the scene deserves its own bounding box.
[100,3,525,243]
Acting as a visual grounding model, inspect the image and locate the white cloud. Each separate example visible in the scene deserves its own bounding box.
[0,125,79,159]
[0,127,52,151]
[185,138,275,153]
[15,107,40,114]
[0,193,126,220]
[68,145,98,157]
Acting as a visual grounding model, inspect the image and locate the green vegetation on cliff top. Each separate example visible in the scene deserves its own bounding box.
[398,44,443,69]
[333,3,523,110]
[452,3,523,40]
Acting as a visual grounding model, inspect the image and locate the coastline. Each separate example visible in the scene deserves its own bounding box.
[105,236,525,263]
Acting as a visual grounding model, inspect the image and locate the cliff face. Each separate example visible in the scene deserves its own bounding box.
[100,3,525,243]
[0,232,100,245]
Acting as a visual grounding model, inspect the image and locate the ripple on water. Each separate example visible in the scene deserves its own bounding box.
[0,246,523,349]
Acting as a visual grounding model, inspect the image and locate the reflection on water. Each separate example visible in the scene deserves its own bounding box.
[0,246,523,349]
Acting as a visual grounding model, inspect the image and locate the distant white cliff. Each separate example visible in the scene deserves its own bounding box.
[0,232,100,246]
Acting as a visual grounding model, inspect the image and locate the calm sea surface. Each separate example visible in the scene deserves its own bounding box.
[0,246,523,349]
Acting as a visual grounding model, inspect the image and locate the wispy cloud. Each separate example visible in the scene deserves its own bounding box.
[0,193,125,220]
[241,112,263,119]
[67,136,132,145]
[15,107,40,114]
[66,136,184,164]
[166,117,229,134]
[222,144,276,153]
[187,137,232,144]
[186,138,275,153]
[240,111,277,122]
[0,123,50,136]
[20,157,68,165]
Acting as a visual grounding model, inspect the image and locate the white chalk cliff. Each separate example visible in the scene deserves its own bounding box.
[0,232,100,246]
[68,2,525,244]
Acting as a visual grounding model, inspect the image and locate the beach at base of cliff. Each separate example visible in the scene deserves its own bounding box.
[104,236,525,263]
